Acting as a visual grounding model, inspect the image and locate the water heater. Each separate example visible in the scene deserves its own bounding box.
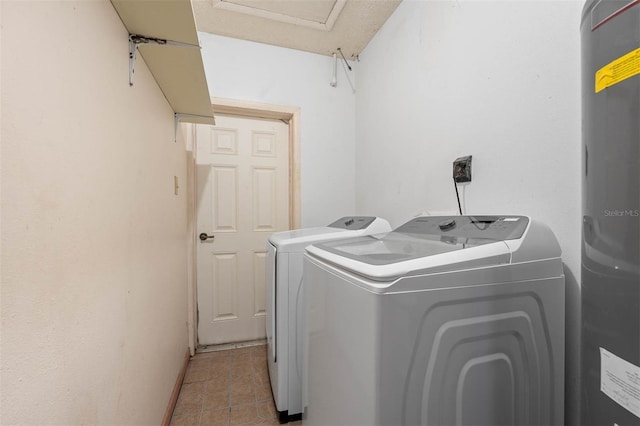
[581,1,640,425]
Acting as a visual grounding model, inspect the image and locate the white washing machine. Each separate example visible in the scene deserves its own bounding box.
[304,215,565,426]
[266,216,391,423]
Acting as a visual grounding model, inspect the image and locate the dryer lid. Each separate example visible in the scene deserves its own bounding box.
[269,227,349,250]
[268,216,392,252]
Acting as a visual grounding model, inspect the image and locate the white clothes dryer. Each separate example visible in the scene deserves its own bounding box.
[304,215,565,426]
[266,216,391,423]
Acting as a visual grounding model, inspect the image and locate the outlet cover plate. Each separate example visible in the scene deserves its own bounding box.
[453,155,472,183]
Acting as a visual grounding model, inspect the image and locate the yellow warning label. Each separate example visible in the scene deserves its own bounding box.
[595,47,640,93]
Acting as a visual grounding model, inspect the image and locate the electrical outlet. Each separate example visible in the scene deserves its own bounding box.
[453,155,472,183]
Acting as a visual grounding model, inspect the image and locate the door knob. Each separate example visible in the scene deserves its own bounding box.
[199,232,215,241]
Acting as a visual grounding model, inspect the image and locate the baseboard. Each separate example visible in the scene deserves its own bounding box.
[161,348,190,426]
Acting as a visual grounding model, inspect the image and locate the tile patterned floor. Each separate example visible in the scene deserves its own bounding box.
[170,345,301,426]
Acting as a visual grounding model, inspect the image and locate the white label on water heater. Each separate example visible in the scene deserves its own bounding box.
[600,347,640,418]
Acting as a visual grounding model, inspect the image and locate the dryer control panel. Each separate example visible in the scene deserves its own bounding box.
[396,216,529,240]
[328,216,377,230]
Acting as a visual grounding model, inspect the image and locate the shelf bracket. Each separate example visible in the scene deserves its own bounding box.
[174,113,216,143]
[128,33,201,87]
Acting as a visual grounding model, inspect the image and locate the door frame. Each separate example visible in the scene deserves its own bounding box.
[185,97,301,354]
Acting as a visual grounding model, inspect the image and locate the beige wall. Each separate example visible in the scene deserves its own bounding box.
[1,1,189,424]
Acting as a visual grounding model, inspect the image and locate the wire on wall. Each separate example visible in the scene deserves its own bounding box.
[337,48,352,71]
[453,177,463,215]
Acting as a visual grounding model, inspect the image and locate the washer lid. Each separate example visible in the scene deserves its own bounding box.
[307,233,511,281]
[314,232,500,264]
[306,216,528,281]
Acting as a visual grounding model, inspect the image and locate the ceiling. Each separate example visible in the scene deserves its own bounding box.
[193,0,402,59]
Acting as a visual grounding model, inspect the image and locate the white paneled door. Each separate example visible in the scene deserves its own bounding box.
[196,115,290,345]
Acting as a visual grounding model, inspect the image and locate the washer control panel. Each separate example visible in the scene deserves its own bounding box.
[396,216,529,240]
